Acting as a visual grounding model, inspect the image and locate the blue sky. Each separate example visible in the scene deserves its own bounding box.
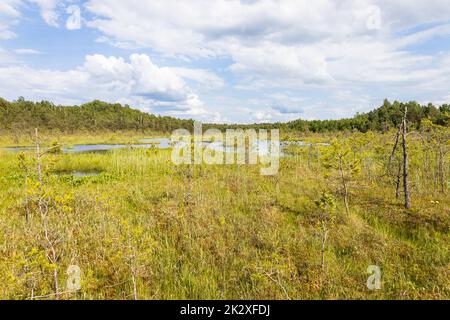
[0,0,450,123]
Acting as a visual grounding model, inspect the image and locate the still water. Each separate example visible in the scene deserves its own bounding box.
[1,138,328,154]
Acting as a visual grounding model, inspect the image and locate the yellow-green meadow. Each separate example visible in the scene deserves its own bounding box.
[0,129,448,300]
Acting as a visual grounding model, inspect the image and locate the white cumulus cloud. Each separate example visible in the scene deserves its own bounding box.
[0,0,22,39]
[2,0,450,122]
[81,1,450,108]
[0,53,217,119]
[29,0,62,27]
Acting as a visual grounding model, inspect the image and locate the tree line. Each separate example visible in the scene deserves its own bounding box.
[287,100,449,133]
[209,99,449,132]
[1,97,448,134]
[0,97,194,134]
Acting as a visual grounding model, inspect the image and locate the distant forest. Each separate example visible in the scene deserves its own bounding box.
[213,99,450,132]
[0,97,449,134]
[0,97,194,134]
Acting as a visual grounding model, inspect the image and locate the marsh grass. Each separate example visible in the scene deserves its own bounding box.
[0,131,448,300]
[0,130,164,148]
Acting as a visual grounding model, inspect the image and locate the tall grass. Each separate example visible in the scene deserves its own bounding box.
[0,131,448,300]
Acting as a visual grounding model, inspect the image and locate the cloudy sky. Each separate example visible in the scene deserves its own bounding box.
[0,0,449,123]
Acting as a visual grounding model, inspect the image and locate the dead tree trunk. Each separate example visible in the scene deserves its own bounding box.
[388,124,402,174]
[402,107,411,209]
[338,156,350,215]
[395,161,402,199]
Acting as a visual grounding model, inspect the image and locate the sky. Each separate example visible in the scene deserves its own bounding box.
[0,0,449,124]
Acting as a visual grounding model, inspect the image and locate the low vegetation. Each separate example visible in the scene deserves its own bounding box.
[0,99,448,299]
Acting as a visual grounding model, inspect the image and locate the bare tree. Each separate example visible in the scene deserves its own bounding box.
[401,106,411,209]
[395,161,402,199]
[34,128,61,186]
[315,192,336,272]
[388,105,411,209]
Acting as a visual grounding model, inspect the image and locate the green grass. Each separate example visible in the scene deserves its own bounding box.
[0,130,165,148]
[0,131,448,300]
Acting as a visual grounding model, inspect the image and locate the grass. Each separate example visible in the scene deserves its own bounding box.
[0,131,448,300]
[0,130,166,148]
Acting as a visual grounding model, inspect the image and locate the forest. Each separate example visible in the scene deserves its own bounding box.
[1,97,449,135]
[0,97,194,135]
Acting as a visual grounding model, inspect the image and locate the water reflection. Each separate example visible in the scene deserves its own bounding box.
[1,138,329,154]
